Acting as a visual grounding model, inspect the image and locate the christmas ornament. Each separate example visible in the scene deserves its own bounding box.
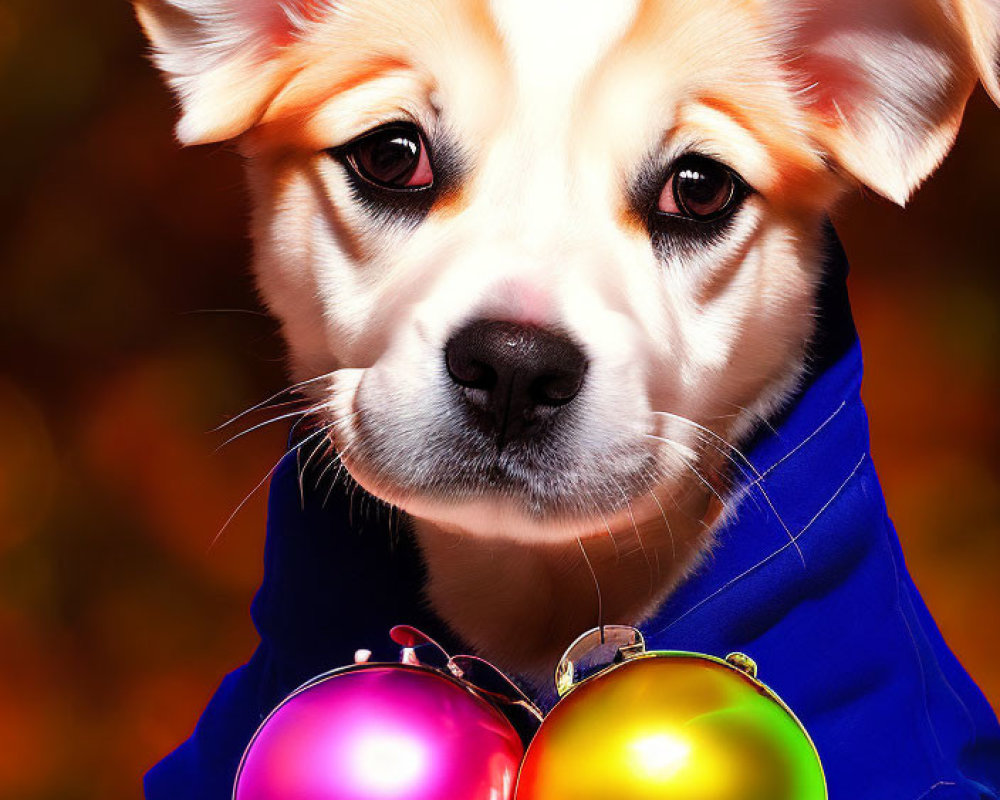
[515,625,827,800]
[235,626,538,800]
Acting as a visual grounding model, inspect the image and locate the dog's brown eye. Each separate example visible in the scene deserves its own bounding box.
[342,124,433,190]
[658,155,744,221]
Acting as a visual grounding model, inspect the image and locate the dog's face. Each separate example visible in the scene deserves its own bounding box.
[136,0,999,550]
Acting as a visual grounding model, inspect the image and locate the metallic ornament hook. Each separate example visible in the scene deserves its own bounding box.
[390,625,543,720]
[389,624,464,677]
[554,625,646,696]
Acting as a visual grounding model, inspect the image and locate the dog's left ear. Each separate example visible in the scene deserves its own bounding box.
[133,0,314,145]
[769,0,999,205]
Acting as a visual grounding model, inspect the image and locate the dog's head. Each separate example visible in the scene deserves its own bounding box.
[136,0,999,545]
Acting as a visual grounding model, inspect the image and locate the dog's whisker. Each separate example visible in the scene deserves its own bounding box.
[181,307,270,318]
[211,371,338,433]
[214,405,331,453]
[711,400,780,437]
[609,475,655,596]
[652,410,758,472]
[209,426,329,551]
[576,536,604,634]
[631,460,678,565]
[322,440,362,511]
[315,437,348,498]
[297,417,354,506]
[646,425,806,567]
[590,503,623,564]
[330,453,353,497]
[648,486,676,562]
[649,411,786,519]
[214,408,360,544]
[645,429,751,495]
[298,410,362,500]
[662,483,712,535]
[645,432,727,507]
[220,402,359,463]
[320,448,346,509]
[226,397,312,431]
[677,432,806,568]
[357,441,409,525]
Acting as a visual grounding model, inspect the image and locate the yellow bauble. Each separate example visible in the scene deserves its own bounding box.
[515,633,826,800]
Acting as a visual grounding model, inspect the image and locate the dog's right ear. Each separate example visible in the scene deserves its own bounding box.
[133,0,312,145]
[958,0,1000,103]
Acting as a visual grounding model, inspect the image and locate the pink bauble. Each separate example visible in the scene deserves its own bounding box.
[234,663,524,800]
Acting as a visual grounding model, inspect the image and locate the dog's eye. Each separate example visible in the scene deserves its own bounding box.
[341,123,433,190]
[657,155,746,222]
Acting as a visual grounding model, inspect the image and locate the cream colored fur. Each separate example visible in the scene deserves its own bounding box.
[135,0,1000,682]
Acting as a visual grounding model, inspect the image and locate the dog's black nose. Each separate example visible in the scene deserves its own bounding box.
[444,320,588,449]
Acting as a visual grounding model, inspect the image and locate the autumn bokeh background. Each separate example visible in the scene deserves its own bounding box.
[1,2,999,798]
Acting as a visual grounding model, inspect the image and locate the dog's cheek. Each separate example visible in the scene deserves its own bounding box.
[691,221,822,438]
[247,155,410,376]
[248,167,338,379]
[634,214,824,462]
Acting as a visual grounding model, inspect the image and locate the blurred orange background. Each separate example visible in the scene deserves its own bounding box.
[0,2,998,798]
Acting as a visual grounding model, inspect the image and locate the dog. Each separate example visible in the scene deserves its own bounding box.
[134,0,1000,795]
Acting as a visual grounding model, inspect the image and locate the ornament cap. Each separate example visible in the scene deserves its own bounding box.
[725,651,759,678]
[554,625,645,696]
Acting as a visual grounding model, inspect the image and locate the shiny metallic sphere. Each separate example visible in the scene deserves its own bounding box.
[515,651,827,800]
[235,663,524,800]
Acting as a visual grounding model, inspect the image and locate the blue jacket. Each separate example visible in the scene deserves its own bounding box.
[145,228,1000,798]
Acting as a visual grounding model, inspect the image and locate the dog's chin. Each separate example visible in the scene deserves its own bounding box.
[336,447,711,545]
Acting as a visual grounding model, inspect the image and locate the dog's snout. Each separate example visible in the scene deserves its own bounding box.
[444,320,588,448]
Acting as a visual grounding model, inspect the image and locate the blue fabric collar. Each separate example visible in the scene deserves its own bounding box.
[145,228,1000,799]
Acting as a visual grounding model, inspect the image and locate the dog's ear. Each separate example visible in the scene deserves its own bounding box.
[769,0,999,205]
[959,0,1000,103]
[133,0,312,145]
